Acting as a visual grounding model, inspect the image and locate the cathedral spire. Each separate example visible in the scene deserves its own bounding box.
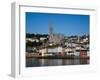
[50,17,53,35]
[49,17,54,43]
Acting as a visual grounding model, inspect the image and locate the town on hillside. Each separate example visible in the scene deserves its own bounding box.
[26,18,89,59]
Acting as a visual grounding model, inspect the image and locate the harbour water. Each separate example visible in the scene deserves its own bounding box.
[26,58,89,67]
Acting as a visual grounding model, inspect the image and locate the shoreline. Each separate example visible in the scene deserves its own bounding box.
[26,56,89,59]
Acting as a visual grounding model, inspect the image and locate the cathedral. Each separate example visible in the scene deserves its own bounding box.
[49,18,65,45]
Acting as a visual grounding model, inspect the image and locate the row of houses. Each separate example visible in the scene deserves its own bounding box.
[39,45,89,58]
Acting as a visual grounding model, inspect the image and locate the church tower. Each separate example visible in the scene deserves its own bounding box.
[50,17,53,35]
[49,17,54,43]
[48,17,64,44]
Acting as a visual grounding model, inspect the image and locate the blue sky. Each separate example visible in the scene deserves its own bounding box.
[26,12,89,36]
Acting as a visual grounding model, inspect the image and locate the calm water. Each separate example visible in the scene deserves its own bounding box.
[26,58,89,67]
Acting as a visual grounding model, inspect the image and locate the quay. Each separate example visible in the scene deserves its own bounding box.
[26,54,89,59]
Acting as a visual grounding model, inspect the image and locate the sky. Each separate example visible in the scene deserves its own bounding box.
[26,12,89,36]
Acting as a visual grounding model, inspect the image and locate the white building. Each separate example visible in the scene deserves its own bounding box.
[48,46,63,53]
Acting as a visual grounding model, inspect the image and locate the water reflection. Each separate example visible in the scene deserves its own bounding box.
[26,58,89,67]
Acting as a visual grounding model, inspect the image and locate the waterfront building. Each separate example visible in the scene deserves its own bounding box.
[39,45,63,56]
[47,46,63,53]
[80,49,87,58]
[74,51,80,56]
[39,47,47,56]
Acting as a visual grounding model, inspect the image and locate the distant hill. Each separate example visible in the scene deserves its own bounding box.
[26,33,48,38]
